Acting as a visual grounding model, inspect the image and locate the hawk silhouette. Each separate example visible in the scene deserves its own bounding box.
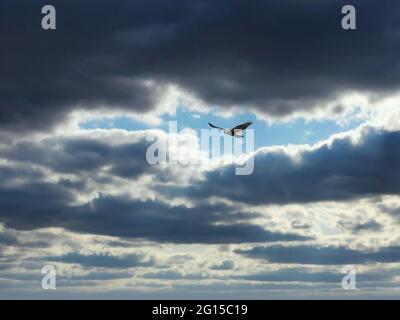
[208,121,253,138]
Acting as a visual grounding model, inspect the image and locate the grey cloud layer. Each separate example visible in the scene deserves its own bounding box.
[3,137,153,180]
[0,187,308,244]
[0,133,311,244]
[1,127,400,244]
[236,245,400,265]
[235,268,393,283]
[2,0,400,130]
[179,127,400,204]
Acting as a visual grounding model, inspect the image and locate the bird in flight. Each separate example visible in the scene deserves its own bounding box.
[208,121,253,138]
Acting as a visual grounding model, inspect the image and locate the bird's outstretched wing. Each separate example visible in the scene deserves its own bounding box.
[231,121,253,133]
[208,122,224,130]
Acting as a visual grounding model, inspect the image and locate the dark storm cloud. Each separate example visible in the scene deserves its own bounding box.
[0,182,309,244]
[0,133,311,244]
[1,0,400,131]
[54,197,310,243]
[236,245,400,265]
[0,182,74,230]
[177,127,400,205]
[0,166,43,182]
[3,137,152,179]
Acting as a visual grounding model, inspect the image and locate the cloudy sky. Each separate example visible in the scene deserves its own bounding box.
[1,0,400,299]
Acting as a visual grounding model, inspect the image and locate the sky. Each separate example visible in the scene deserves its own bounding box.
[1,0,400,299]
